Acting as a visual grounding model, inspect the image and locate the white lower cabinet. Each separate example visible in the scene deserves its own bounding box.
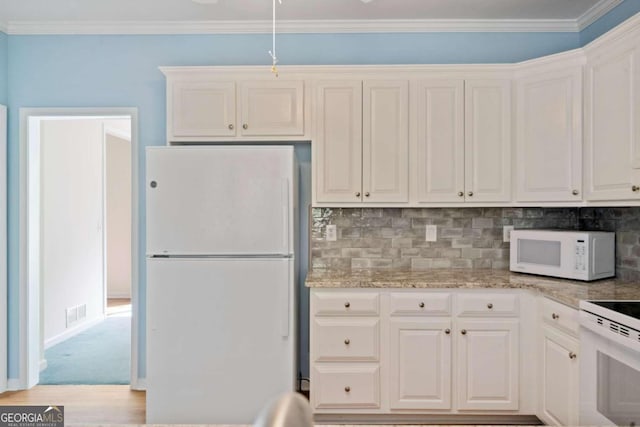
[311,289,531,419]
[457,319,520,411]
[389,319,452,410]
[538,298,580,426]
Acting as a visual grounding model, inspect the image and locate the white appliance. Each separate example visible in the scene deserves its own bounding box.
[509,229,615,281]
[579,300,640,426]
[145,146,298,424]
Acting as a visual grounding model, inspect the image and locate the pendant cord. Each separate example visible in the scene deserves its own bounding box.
[269,0,281,77]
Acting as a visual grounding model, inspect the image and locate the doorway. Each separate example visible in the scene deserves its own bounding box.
[19,108,139,389]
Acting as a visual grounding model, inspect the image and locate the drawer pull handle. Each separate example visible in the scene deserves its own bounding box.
[344,339,350,345]
[344,386,351,393]
[445,328,451,335]
[419,302,425,308]
[344,302,350,308]
[228,124,234,130]
[569,352,577,360]
[461,329,467,335]
[355,192,361,198]
[552,313,559,320]
[243,123,248,130]
[487,303,493,309]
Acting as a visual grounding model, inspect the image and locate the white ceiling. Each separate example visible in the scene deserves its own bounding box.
[0,0,622,34]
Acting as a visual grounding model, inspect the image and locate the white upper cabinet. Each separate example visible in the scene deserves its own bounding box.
[239,80,304,136]
[516,65,583,202]
[464,80,512,202]
[314,79,409,204]
[584,39,640,201]
[414,79,465,203]
[363,80,409,203]
[414,79,511,203]
[164,71,305,142]
[314,81,363,203]
[170,80,236,138]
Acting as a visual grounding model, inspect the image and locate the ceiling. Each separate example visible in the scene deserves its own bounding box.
[0,0,622,34]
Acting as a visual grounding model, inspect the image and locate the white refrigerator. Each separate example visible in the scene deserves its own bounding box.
[145,146,298,424]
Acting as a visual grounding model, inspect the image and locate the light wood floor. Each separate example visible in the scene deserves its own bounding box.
[0,385,145,424]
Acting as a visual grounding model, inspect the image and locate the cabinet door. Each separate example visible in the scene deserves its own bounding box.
[239,80,304,136]
[539,326,579,426]
[314,81,363,203]
[465,80,512,202]
[170,80,236,138]
[389,319,452,410]
[584,44,640,201]
[457,319,519,411]
[516,68,582,202]
[362,80,409,203]
[415,80,465,202]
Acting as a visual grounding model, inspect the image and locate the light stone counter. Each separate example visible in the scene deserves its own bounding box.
[305,269,640,309]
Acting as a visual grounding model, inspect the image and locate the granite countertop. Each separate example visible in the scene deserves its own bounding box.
[305,269,640,309]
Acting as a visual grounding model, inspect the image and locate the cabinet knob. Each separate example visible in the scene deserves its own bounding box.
[467,191,474,197]
[365,192,370,197]
[487,303,493,309]
[344,301,350,308]
[633,185,640,192]
[461,329,467,335]
[344,386,351,393]
[355,192,361,198]
[242,123,248,130]
[445,328,451,335]
[458,191,464,197]
[228,124,234,130]
[344,338,350,345]
[419,302,425,308]
[569,352,577,360]
[150,181,157,189]
[552,313,559,320]
[572,189,579,196]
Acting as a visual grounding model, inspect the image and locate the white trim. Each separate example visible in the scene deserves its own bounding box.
[0,0,625,35]
[576,0,623,31]
[2,18,581,35]
[39,359,47,372]
[7,379,22,391]
[44,315,105,349]
[583,9,640,53]
[19,108,140,390]
[131,377,146,391]
[0,105,6,394]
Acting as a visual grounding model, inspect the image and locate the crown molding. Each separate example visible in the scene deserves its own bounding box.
[576,0,623,31]
[5,18,582,35]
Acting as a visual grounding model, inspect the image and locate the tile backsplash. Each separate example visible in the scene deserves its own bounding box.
[311,207,640,281]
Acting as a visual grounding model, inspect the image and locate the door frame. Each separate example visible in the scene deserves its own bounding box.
[18,107,140,389]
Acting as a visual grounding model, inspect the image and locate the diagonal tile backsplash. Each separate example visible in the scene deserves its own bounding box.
[311,207,640,281]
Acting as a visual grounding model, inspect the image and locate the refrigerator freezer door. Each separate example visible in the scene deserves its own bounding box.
[146,257,296,424]
[146,146,294,256]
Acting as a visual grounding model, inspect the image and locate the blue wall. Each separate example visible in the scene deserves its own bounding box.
[4,31,584,381]
[581,0,640,46]
[5,2,640,380]
[0,32,7,105]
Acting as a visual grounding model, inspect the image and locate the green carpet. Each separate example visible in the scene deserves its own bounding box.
[39,316,131,385]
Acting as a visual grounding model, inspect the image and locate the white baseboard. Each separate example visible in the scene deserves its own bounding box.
[130,377,146,391]
[39,359,48,372]
[7,379,22,391]
[44,315,105,349]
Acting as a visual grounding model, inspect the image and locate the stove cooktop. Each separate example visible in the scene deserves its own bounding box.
[588,301,640,321]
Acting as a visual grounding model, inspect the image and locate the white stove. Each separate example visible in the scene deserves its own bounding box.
[579,300,640,427]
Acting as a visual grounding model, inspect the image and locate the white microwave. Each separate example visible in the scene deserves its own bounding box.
[509,229,615,281]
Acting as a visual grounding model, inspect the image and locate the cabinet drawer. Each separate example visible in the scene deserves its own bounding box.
[312,365,380,409]
[456,293,519,317]
[312,292,379,316]
[541,297,579,336]
[389,292,452,316]
[313,318,379,362]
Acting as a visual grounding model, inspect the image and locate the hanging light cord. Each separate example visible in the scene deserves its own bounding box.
[269,0,282,77]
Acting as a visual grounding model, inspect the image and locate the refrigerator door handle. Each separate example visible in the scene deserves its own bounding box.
[281,261,290,338]
[282,178,290,254]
